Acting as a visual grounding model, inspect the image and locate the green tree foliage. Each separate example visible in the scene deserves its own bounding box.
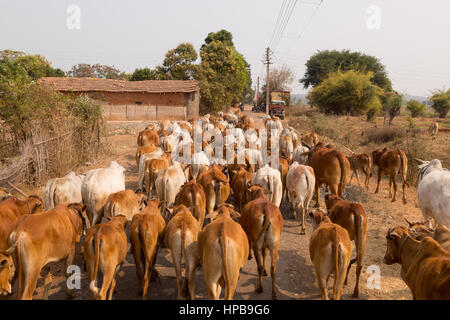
[406,100,426,118]
[0,51,65,80]
[307,70,383,117]
[381,91,403,125]
[197,30,251,113]
[67,63,126,79]
[156,43,198,80]
[201,29,234,49]
[129,67,157,81]
[301,50,392,91]
[430,89,450,118]
[197,39,250,113]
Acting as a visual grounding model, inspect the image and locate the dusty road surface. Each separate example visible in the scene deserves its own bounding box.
[5,105,426,300]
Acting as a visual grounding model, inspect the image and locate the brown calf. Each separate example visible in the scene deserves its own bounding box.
[349,153,372,189]
[241,185,283,299]
[309,209,352,300]
[324,194,367,298]
[137,128,160,147]
[372,147,410,203]
[230,166,253,214]
[130,199,166,299]
[164,204,201,299]
[197,164,230,215]
[83,215,128,300]
[174,180,206,228]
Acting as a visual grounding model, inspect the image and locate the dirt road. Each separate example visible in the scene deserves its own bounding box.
[7,106,424,300]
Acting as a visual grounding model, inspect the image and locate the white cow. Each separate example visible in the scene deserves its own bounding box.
[251,164,283,207]
[191,151,210,180]
[416,158,450,228]
[155,162,187,214]
[292,145,310,165]
[137,147,164,190]
[81,161,126,225]
[44,171,85,210]
[286,162,316,234]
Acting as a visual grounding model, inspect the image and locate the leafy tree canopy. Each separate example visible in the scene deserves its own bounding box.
[430,89,450,118]
[156,43,198,80]
[301,49,392,91]
[129,67,157,81]
[67,63,126,79]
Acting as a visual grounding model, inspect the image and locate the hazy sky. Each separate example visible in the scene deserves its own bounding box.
[1,0,449,97]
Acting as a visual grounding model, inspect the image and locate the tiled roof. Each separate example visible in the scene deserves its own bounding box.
[39,77,200,93]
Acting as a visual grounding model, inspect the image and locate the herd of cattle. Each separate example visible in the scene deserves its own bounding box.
[0,109,449,300]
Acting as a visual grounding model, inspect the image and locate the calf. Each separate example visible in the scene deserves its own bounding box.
[286,162,315,234]
[198,204,249,300]
[197,164,230,215]
[104,189,147,221]
[384,226,450,299]
[130,199,166,299]
[241,185,283,299]
[164,205,201,300]
[429,122,438,140]
[324,194,368,298]
[4,203,89,300]
[349,153,372,190]
[144,156,170,198]
[174,180,206,228]
[372,147,409,203]
[309,209,352,300]
[137,128,160,146]
[83,215,128,300]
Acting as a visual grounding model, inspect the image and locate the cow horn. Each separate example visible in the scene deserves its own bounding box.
[413,158,426,164]
[403,217,414,227]
[301,141,311,149]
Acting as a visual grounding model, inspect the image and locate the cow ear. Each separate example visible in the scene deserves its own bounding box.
[308,211,314,219]
[388,230,401,239]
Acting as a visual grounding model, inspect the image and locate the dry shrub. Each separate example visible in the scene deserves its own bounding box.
[0,84,103,186]
[362,126,405,145]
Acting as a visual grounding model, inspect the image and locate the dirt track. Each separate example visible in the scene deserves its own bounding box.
[5,105,426,300]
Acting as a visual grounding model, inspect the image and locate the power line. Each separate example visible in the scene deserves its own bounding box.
[272,0,298,52]
[267,0,288,48]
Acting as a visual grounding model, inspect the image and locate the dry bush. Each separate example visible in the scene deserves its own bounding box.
[362,126,405,145]
[0,85,103,186]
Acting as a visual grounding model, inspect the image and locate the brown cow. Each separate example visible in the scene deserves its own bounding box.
[405,219,450,251]
[0,252,11,296]
[198,204,249,300]
[241,185,283,299]
[83,215,128,300]
[136,144,159,168]
[4,203,89,300]
[324,194,368,298]
[349,153,372,189]
[0,188,11,201]
[144,156,170,198]
[384,226,450,299]
[138,128,160,146]
[174,180,206,228]
[197,164,230,215]
[230,166,253,214]
[130,199,166,299]
[164,204,201,300]
[307,142,350,207]
[103,190,147,221]
[308,209,352,300]
[301,132,319,147]
[372,147,410,203]
[278,157,289,200]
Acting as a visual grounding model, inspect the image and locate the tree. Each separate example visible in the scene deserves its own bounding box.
[67,63,126,79]
[430,89,450,118]
[156,43,198,80]
[0,51,65,80]
[129,67,157,81]
[406,100,426,118]
[307,70,383,117]
[300,50,392,91]
[197,39,249,113]
[260,64,294,104]
[381,91,403,125]
[201,29,234,50]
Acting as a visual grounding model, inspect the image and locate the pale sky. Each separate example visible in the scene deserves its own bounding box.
[1,0,449,97]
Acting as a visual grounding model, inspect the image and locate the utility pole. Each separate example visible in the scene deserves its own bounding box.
[256,76,259,105]
[263,47,273,115]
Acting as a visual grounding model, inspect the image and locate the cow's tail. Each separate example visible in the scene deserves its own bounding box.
[350,203,366,276]
[137,132,143,146]
[267,175,275,203]
[220,231,231,300]
[398,150,410,188]
[144,160,151,198]
[89,234,102,299]
[2,231,23,299]
[332,227,340,300]
[335,151,348,197]
[255,212,271,243]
